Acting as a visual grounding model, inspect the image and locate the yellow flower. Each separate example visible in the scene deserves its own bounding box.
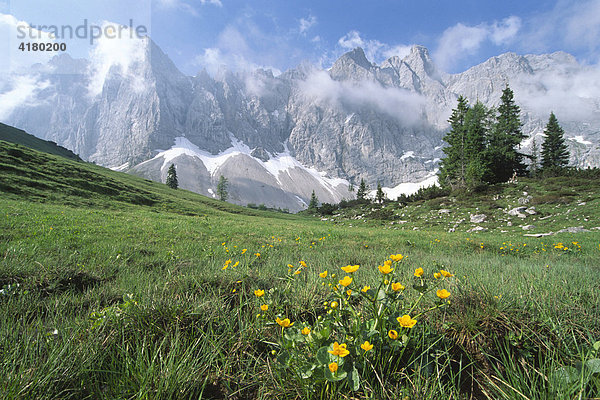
[328,342,350,357]
[389,254,404,262]
[341,264,359,273]
[388,330,398,339]
[276,317,294,328]
[338,276,353,287]
[378,263,394,274]
[414,267,424,277]
[260,304,268,311]
[287,263,294,269]
[346,289,352,296]
[361,285,371,293]
[319,270,328,278]
[301,327,311,335]
[294,269,301,275]
[299,260,308,268]
[391,282,404,292]
[222,259,232,270]
[440,270,454,278]
[330,301,339,309]
[328,362,338,373]
[397,314,417,328]
[433,272,441,279]
[254,289,265,297]
[241,249,247,254]
[360,341,374,352]
[436,289,451,299]
[232,261,239,268]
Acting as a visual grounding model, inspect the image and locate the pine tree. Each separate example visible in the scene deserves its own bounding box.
[308,190,319,209]
[356,178,369,201]
[217,175,229,201]
[166,164,178,189]
[541,112,569,174]
[438,96,470,189]
[375,182,386,203]
[487,85,526,182]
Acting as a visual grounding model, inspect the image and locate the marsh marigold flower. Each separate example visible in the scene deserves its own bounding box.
[254,289,265,297]
[414,267,424,277]
[300,261,307,268]
[397,314,417,328]
[276,317,293,328]
[391,282,405,292]
[241,249,247,254]
[328,362,338,373]
[361,285,371,293]
[341,264,359,273]
[388,330,398,339]
[434,272,441,279]
[378,263,394,274]
[328,342,350,357]
[361,341,374,352]
[339,276,353,287]
[440,270,454,278]
[260,304,268,311]
[319,270,328,278]
[301,327,311,335]
[436,289,451,299]
[330,301,338,309]
[389,254,404,262]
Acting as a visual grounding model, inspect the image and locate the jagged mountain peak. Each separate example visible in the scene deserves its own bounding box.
[329,47,375,81]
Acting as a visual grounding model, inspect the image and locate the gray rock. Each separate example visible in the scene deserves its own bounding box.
[525,207,537,215]
[522,225,536,230]
[438,209,451,214]
[467,226,488,233]
[556,226,590,233]
[470,214,487,223]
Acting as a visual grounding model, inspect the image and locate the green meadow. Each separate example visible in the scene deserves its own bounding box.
[1,141,599,399]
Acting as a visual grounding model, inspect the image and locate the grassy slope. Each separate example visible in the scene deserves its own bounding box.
[0,124,82,161]
[1,141,599,399]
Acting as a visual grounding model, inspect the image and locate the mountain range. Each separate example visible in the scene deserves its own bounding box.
[2,38,599,211]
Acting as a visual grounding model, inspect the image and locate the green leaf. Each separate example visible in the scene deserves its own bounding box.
[585,358,600,374]
[347,365,360,391]
[301,364,315,379]
[316,346,331,365]
[551,366,579,385]
[593,341,600,352]
[376,289,387,301]
[412,283,428,293]
[325,367,347,382]
[276,350,291,367]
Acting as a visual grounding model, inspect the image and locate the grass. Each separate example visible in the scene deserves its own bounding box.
[1,141,599,399]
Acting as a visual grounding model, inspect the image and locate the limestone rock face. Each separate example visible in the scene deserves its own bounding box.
[3,40,600,210]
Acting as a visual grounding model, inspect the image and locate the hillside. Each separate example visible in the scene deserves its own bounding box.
[0,123,81,161]
[0,141,599,399]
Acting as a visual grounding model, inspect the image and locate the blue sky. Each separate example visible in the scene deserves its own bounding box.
[2,0,600,75]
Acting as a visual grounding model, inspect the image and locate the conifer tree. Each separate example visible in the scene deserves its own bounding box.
[541,112,569,174]
[375,182,386,203]
[308,190,319,209]
[464,101,493,188]
[166,164,178,189]
[487,85,526,182]
[217,175,228,201]
[356,178,369,201]
[438,96,470,188]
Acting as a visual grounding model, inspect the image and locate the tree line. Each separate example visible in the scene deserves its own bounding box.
[438,85,570,190]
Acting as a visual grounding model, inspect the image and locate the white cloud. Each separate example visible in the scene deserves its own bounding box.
[0,74,50,120]
[299,15,316,35]
[433,16,521,72]
[86,21,148,97]
[338,30,412,64]
[155,0,221,14]
[299,70,426,126]
[0,13,57,73]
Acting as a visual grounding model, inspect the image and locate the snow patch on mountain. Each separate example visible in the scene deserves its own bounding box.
[571,135,592,145]
[377,172,439,201]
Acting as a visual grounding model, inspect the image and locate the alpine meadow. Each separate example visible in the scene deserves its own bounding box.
[2,1,600,399]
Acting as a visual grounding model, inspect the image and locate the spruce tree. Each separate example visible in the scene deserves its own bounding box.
[217,175,228,201]
[356,178,369,201]
[541,112,569,174]
[438,96,470,189]
[464,101,492,188]
[487,85,526,182]
[166,164,178,189]
[375,182,386,203]
[308,190,319,209]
